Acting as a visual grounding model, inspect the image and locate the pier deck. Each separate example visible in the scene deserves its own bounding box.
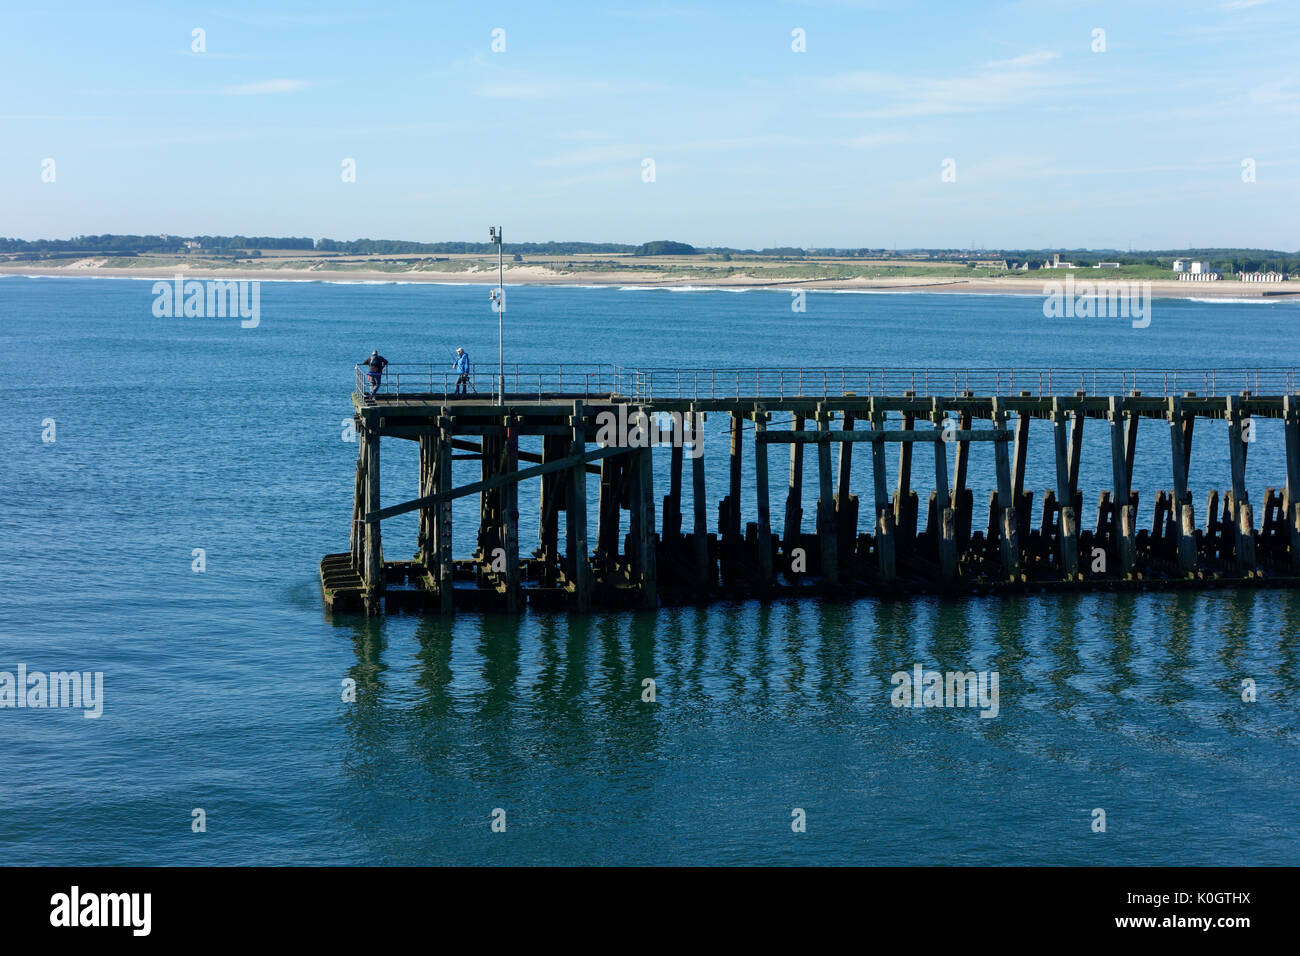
[321,365,1300,614]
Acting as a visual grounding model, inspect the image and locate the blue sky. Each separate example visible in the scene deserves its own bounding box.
[3,0,1298,249]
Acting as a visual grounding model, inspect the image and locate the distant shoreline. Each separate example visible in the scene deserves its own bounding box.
[2,260,1297,300]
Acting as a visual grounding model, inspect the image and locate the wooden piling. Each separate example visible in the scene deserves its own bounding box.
[1226,396,1257,574]
[566,402,592,611]
[362,414,383,606]
[753,410,774,584]
[783,413,805,567]
[1168,396,1197,574]
[816,407,839,585]
[1108,397,1136,578]
[1051,402,1079,578]
[690,407,711,590]
[992,400,1021,581]
[1285,395,1300,570]
[870,405,896,582]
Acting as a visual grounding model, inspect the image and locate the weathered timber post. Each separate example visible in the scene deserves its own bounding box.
[894,408,916,546]
[870,402,896,582]
[783,413,805,565]
[1051,401,1080,579]
[435,417,454,613]
[1284,395,1300,570]
[350,436,364,571]
[663,412,684,541]
[1067,399,1084,504]
[566,402,592,611]
[992,399,1021,581]
[362,413,383,609]
[1225,395,1257,574]
[417,433,432,566]
[932,403,957,582]
[753,409,774,584]
[952,406,973,546]
[503,414,521,611]
[690,406,711,591]
[815,406,839,584]
[1123,397,1139,491]
[1108,396,1136,578]
[1012,405,1031,542]
[538,433,563,578]
[628,408,657,608]
[725,410,744,541]
[1168,396,1197,574]
[835,410,857,562]
[596,420,622,571]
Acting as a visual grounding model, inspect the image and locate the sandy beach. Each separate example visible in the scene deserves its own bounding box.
[1,258,1295,299]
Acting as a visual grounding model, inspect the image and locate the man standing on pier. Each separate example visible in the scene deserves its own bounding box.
[453,347,471,395]
[361,350,388,396]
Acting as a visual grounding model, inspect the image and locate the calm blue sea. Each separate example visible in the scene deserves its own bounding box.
[1,275,1298,865]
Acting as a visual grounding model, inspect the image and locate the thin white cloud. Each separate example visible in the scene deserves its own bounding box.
[220,79,314,95]
[824,58,1077,119]
[983,50,1060,69]
[1221,0,1276,10]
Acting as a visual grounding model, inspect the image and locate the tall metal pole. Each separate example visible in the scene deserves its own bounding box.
[497,227,504,404]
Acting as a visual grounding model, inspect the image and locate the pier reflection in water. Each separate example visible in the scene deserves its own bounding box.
[329,589,1300,865]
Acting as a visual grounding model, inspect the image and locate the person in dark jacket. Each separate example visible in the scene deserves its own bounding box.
[361,350,388,395]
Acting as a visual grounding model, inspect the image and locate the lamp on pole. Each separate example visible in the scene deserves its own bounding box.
[489,225,504,403]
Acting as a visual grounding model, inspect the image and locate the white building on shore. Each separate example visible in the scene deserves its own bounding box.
[1240,271,1288,282]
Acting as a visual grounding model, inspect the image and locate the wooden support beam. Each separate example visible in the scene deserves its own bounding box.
[783,413,805,564]
[596,442,621,570]
[363,418,383,606]
[452,437,600,475]
[894,411,914,526]
[753,410,774,584]
[724,411,744,540]
[566,403,592,611]
[1108,397,1136,578]
[369,443,634,522]
[835,411,854,509]
[953,408,972,503]
[350,440,364,571]
[761,429,1010,444]
[503,416,520,612]
[1284,395,1300,570]
[435,423,453,613]
[690,407,711,590]
[663,415,684,540]
[992,399,1020,581]
[1051,403,1079,579]
[932,404,956,582]
[1168,397,1197,574]
[629,420,657,607]
[538,433,562,573]
[870,405,896,582]
[1123,402,1139,490]
[1226,396,1257,574]
[816,407,839,585]
[1067,406,1084,497]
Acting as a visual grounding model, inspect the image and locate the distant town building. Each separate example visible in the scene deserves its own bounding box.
[1177,271,1222,281]
[1172,259,1185,272]
[1240,271,1288,282]
[972,259,1008,270]
[184,240,201,250]
[1094,262,1121,268]
[1189,260,1211,274]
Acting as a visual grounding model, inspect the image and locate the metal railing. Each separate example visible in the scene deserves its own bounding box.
[624,367,1300,401]
[355,365,1300,402]
[355,363,634,401]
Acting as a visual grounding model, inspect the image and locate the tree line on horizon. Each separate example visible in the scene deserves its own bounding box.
[1,235,1297,271]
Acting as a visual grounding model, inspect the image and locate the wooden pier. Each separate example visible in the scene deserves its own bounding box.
[320,365,1300,614]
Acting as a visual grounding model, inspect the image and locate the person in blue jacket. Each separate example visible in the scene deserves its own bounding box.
[453,347,471,395]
